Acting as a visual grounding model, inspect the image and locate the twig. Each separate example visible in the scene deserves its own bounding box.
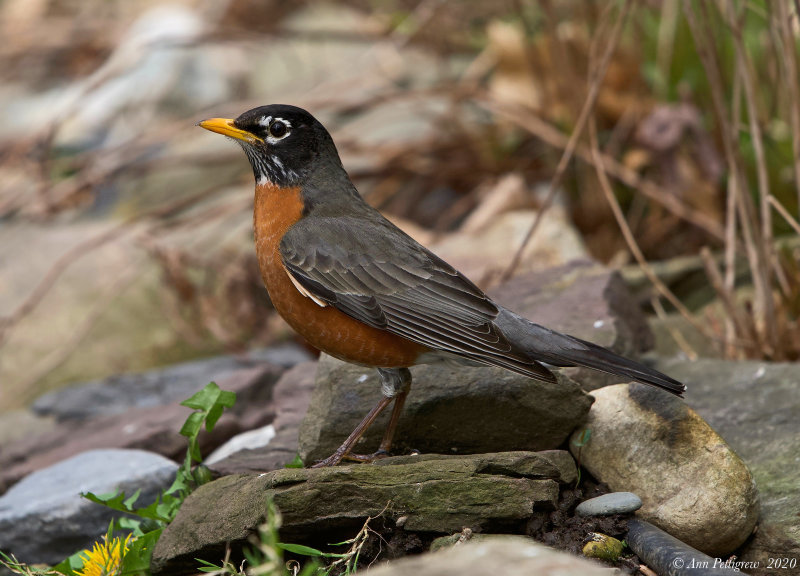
[775,0,800,210]
[724,28,742,358]
[587,117,719,342]
[650,295,699,360]
[500,0,633,282]
[638,564,659,576]
[481,99,725,239]
[724,3,788,310]
[700,247,756,351]
[683,0,776,357]
[655,0,680,99]
[769,196,800,236]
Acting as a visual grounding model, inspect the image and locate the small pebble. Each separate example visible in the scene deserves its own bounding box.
[575,491,642,516]
[582,533,624,561]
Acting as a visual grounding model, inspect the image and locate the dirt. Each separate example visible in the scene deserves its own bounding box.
[312,471,645,575]
[526,475,643,574]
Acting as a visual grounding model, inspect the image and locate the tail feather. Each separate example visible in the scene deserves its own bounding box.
[494,307,686,397]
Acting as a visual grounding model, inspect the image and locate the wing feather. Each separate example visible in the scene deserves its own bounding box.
[279,215,537,369]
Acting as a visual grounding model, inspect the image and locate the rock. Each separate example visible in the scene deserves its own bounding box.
[430,207,587,284]
[33,349,306,422]
[152,451,576,575]
[0,218,264,411]
[300,355,592,464]
[627,519,744,575]
[1,365,282,494]
[208,361,317,474]
[429,529,485,553]
[0,409,56,447]
[367,535,619,576]
[204,424,276,465]
[488,260,656,391]
[654,358,800,574]
[458,174,531,234]
[569,383,758,557]
[582,533,624,562]
[575,492,642,517]
[0,449,177,566]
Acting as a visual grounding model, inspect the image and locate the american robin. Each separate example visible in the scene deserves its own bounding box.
[199,104,685,467]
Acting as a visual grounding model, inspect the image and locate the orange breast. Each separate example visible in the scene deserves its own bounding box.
[253,182,428,368]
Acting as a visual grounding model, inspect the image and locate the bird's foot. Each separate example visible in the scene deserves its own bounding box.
[343,449,391,463]
[310,449,390,468]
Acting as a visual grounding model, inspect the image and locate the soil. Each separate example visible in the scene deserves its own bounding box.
[309,469,645,575]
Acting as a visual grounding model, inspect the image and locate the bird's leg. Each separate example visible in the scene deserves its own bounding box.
[312,368,412,468]
[345,367,412,462]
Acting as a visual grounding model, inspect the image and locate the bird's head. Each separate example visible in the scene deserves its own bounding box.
[199,104,339,188]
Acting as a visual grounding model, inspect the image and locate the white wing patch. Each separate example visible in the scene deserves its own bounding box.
[283,264,328,307]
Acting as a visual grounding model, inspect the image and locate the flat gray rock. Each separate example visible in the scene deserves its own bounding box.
[367,535,620,576]
[575,492,642,517]
[0,449,177,566]
[655,358,800,573]
[152,451,576,575]
[300,355,592,464]
[32,345,309,422]
[570,383,758,557]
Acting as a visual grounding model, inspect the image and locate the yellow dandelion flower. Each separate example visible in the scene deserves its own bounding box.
[76,534,133,576]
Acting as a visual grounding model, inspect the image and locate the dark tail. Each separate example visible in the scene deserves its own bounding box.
[494,307,686,397]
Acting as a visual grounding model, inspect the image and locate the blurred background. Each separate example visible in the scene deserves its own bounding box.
[1,0,799,412]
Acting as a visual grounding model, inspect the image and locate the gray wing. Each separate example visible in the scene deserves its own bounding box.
[279,215,556,381]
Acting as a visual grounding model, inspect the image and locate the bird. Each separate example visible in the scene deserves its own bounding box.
[199,104,686,467]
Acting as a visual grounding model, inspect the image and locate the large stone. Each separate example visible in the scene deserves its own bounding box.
[300,355,592,464]
[366,535,619,576]
[570,383,758,557]
[0,449,177,566]
[152,451,576,575]
[655,358,800,575]
[430,207,588,283]
[1,365,282,494]
[208,361,317,475]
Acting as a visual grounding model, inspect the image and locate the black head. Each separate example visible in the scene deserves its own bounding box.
[199,104,341,187]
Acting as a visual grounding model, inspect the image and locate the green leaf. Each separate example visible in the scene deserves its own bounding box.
[123,489,142,510]
[217,389,236,408]
[205,403,224,431]
[285,453,305,468]
[277,543,347,559]
[180,412,206,438]
[121,529,162,576]
[187,437,202,463]
[277,543,326,557]
[51,549,86,576]
[82,491,171,524]
[571,428,591,447]
[180,382,222,411]
[163,473,190,497]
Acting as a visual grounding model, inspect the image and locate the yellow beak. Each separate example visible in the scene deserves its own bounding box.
[198,118,262,144]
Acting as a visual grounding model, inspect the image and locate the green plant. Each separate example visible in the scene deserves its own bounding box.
[0,381,236,576]
[197,499,383,576]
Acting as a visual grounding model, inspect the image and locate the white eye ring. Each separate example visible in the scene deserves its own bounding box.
[268,120,289,139]
[258,115,291,144]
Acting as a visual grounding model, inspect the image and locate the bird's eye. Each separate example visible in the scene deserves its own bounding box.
[269,121,288,139]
